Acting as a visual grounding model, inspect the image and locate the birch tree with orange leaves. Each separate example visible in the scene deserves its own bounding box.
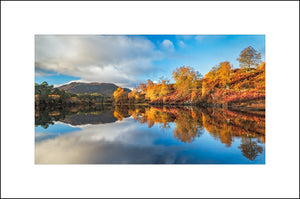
[172,66,202,97]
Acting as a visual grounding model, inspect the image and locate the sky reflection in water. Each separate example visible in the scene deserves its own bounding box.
[35,106,265,164]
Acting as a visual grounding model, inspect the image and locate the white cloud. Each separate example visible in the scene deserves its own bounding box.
[195,35,205,42]
[160,39,174,52]
[53,79,89,88]
[35,35,164,87]
[35,69,52,77]
[178,41,185,48]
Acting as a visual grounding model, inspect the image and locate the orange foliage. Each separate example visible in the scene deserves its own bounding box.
[113,87,128,104]
[126,51,265,107]
[202,62,265,106]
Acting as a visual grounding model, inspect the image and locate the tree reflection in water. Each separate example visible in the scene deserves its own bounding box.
[239,136,263,161]
[35,105,265,161]
[125,106,265,161]
[173,111,204,143]
[35,104,115,127]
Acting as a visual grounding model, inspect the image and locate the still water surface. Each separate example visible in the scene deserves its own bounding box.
[35,105,265,164]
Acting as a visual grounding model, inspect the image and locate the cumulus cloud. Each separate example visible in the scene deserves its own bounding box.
[35,67,57,77]
[35,35,164,87]
[160,39,174,52]
[178,41,185,48]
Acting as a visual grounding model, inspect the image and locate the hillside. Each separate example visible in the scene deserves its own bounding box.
[149,63,265,110]
[58,82,131,96]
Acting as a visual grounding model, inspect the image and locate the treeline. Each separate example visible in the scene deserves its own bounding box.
[113,66,202,105]
[35,81,113,107]
[113,46,265,108]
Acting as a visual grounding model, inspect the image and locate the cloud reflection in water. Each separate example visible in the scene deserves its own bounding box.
[35,106,265,164]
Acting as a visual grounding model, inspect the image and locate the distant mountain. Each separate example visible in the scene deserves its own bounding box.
[58,82,131,96]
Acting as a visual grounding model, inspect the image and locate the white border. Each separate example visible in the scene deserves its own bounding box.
[1,1,299,198]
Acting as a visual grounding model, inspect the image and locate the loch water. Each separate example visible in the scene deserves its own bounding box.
[35,105,265,164]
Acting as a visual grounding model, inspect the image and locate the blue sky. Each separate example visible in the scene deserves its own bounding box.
[35,35,265,89]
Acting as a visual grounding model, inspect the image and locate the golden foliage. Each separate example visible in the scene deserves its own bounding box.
[172,66,202,97]
[113,87,128,104]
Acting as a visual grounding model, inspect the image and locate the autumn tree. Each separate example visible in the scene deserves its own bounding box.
[202,66,217,96]
[139,83,147,94]
[144,79,156,101]
[113,87,128,105]
[143,79,168,101]
[128,89,138,104]
[217,61,232,88]
[237,46,261,69]
[159,79,171,97]
[128,88,146,104]
[172,66,202,97]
